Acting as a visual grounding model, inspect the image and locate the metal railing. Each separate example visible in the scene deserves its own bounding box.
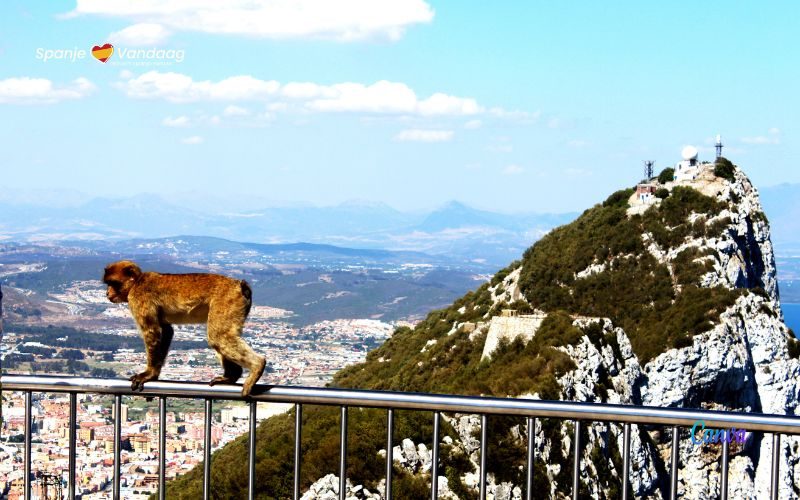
[2,374,799,499]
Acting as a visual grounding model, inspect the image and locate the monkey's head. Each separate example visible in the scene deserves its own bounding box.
[103,260,142,303]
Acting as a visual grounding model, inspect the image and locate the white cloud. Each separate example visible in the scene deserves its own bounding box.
[181,135,204,144]
[307,81,480,115]
[395,129,454,142]
[741,136,779,145]
[118,70,134,80]
[119,71,280,102]
[118,73,493,117]
[70,0,434,42]
[223,105,250,117]
[267,102,287,112]
[281,82,334,99]
[0,77,96,104]
[464,120,482,130]
[567,139,589,148]
[162,115,190,127]
[741,128,781,145]
[502,164,524,175]
[417,92,481,116]
[308,81,418,113]
[109,23,171,46]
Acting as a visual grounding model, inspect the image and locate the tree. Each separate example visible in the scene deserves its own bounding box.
[714,157,735,181]
[657,167,674,184]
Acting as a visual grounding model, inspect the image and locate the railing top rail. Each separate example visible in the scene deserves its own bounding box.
[3,374,800,434]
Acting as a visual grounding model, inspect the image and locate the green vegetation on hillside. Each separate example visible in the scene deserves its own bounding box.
[518,186,739,363]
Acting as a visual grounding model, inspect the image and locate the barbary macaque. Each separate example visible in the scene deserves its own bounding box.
[103,261,266,396]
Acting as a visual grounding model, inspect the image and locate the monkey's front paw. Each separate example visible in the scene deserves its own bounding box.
[208,376,236,386]
[130,372,156,392]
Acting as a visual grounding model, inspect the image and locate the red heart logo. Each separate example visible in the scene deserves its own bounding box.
[91,43,114,63]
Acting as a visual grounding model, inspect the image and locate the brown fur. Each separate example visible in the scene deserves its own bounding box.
[103,260,266,396]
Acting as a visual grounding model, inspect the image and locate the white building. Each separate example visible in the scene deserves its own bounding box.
[674,145,700,181]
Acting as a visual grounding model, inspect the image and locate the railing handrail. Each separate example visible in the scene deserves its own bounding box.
[3,373,800,434]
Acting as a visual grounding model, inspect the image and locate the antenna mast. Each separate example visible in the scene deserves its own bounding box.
[643,160,655,181]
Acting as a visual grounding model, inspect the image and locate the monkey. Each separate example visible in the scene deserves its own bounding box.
[103,260,266,397]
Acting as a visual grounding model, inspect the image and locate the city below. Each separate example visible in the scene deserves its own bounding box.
[1,311,403,499]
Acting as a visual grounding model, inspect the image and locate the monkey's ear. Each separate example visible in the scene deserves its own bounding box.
[122,263,142,279]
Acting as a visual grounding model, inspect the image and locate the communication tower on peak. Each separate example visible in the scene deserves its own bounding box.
[715,134,724,158]
[643,160,655,181]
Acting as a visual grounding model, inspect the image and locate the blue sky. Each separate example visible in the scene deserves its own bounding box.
[0,1,797,213]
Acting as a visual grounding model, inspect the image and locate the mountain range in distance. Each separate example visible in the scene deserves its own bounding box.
[2,182,799,268]
[0,191,577,267]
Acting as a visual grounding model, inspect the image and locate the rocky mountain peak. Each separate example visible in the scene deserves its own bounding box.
[332,158,799,498]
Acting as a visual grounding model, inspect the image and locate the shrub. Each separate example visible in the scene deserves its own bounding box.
[714,157,736,181]
[603,188,635,208]
[788,338,800,359]
[658,167,675,184]
[655,188,669,199]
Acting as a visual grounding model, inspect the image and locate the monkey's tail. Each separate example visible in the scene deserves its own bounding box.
[240,280,253,316]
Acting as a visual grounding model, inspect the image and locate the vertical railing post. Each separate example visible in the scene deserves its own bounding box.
[24,391,32,500]
[572,420,581,500]
[622,423,631,500]
[525,417,534,500]
[771,433,781,500]
[294,404,302,500]
[670,426,679,500]
[430,412,440,500]
[479,415,487,500]
[113,395,122,500]
[248,401,257,500]
[720,437,729,500]
[386,409,394,500]
[158,396,166,500]
[340,406,348,500]
[203,398,212,500]
[69,393,77,500]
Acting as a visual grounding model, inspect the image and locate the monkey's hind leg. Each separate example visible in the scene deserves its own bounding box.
[213,337,265,397]
[221,337,267,397]
[208,299,266,397]
[209,356,243,386]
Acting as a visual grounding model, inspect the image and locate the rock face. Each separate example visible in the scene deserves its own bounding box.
[301,474,382,500]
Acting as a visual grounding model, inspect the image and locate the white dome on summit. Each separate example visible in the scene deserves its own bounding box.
[681,145,699,161]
